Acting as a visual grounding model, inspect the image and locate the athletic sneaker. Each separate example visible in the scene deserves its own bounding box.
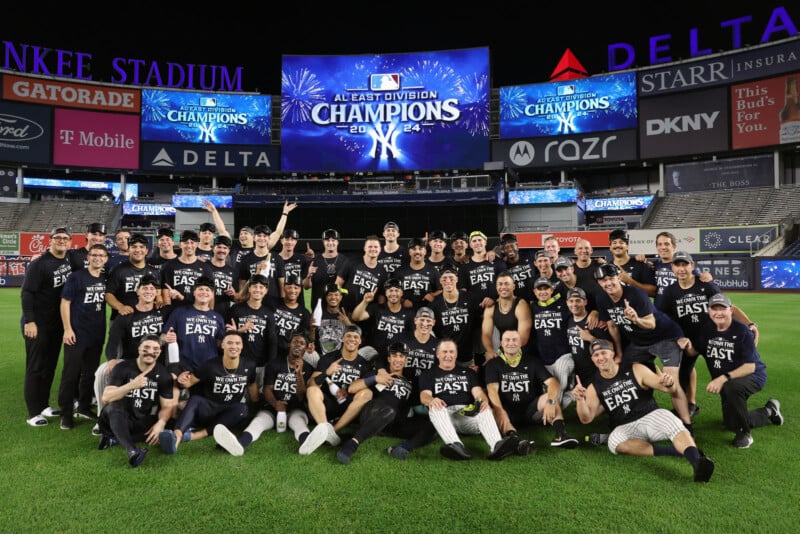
[299,424,329,455]
[128,447,148,468]
[765,398,783,426]
[41,406,61,417]
[440,442,471,461]
[387,445,409,460]
[551,433,579,449]
[26,415,48,427]
[91,424,101,436]
[585,433,609,446]
[693,454,715,483]
[98,434,119,450]
[516,439,534,456]
[159,430,178,454]
[213,425,244,457]
[326,423,341,446]
[487,435,517,461]
[732,431,754,449]
[60,414,74,430]
[75,408,97,421]
[688,403,701,419]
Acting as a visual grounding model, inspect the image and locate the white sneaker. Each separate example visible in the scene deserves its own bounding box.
[40,406,62,418]
[326,423,341,446]
[213,425,244,457]
[27,415,48,427]
[299,424,330,455]
[91,424,101,436]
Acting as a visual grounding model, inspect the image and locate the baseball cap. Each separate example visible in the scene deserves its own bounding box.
[249,274,269,287]
[594,264,620,279]
[253,224,272,235]
[554,256,573,270]
[535,250,550,260]
[590,339,614,355]
[450,231,469,243]
[533,277,555,289]
[282,229,299,239]
[672,250,694,264]
[214,235,232,248]
[136,274,161,289]
[128,233,148,247]
[180,230,199,242]
[344,324,362,336]
[324,283,341,294]
[384,278,403,291]
[199,222,216,233]
[439,261,459,276]
[609,229,629,243]
[708,293,732,308]
[157,227,174,238]
[384,221,399,231]
[469,230,487,241]
[193,276,215,290]
[428,230,447,242]
[284,275,303,287]
[322,228,340,240]
[51,226,72,237]
[499,233,517,245]
[388,342,409,356]
[239,226,254,235]
[416,307,435,319]
[407,237,426,249]
[566,287,587,300]
[87,223,107,234]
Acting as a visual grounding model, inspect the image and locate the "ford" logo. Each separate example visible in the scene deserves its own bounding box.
[0,114,45,142]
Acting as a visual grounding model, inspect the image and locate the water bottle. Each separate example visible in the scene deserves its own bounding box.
[276,411,287,433]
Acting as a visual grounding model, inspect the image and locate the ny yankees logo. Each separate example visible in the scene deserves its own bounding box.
[556,113,576,134]
[367,123,400,159]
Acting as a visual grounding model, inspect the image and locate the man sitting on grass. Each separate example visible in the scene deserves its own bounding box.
[572,339,715,483]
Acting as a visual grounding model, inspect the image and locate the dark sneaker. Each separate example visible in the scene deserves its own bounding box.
[159,430,178,454]
[487,435,517,461]
[732,431,753,449]
[128,447,148,468]
[693,455,715,483]
[766,398,783,426]
[689,403,701,419]
[440,442,471,461]
[98,434,119,450]
[387,445,409,460]
[336,448,353,465]
[551,434,580,449]
[75,408,97,421]
[60,415,74,430]
[585,433,608,446]
[516,439,534,456]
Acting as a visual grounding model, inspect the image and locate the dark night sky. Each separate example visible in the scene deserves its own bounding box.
[3,2,795,93]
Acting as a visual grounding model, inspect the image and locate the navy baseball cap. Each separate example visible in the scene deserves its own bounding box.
[136,274,161,289]
[282,229,299,239]
[253,224,272,235]
[157,227,174,238]
[408,237,426,249]
[199,222,216,233]
[87,223,107,234]
[439,262,459,276]
[180,230,199,242]
[594,264,620,279]
[249,274,269,287]
[609,229,629,243]
[284,275,303,287]
[450,231,469,243]
[128,233,148,247]
[214,235,232,248]
[193,276,215,290]
[384,278,403,291]
[388,342,409,355]
[499,233,517,245]
[428,230,447,242]
[322,228,340,240]
[590,339,614,355]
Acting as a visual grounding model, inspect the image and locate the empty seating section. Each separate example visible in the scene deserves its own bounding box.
[5,199,117,233]
[645,185,800,228]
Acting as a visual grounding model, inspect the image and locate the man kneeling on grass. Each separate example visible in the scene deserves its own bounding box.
[97,335,175,468]
[572,339,715,482]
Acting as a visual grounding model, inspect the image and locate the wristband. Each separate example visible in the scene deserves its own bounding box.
[724,372,731,380]
[748,322,758,328]
[282,212,289,216]
[364,375,377,388]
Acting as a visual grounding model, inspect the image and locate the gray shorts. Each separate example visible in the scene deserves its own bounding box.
[623,339,682,368]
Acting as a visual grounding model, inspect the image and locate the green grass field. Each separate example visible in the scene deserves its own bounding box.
[1,289,797,533]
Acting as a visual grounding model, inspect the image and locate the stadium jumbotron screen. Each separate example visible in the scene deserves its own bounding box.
[499,72,637,139]
[141,90,271,145]
[280,47,490,173]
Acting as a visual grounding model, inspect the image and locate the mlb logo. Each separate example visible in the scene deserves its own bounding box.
[557,85,575,96]
[370,73,400,91]
[199,97,217,106]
